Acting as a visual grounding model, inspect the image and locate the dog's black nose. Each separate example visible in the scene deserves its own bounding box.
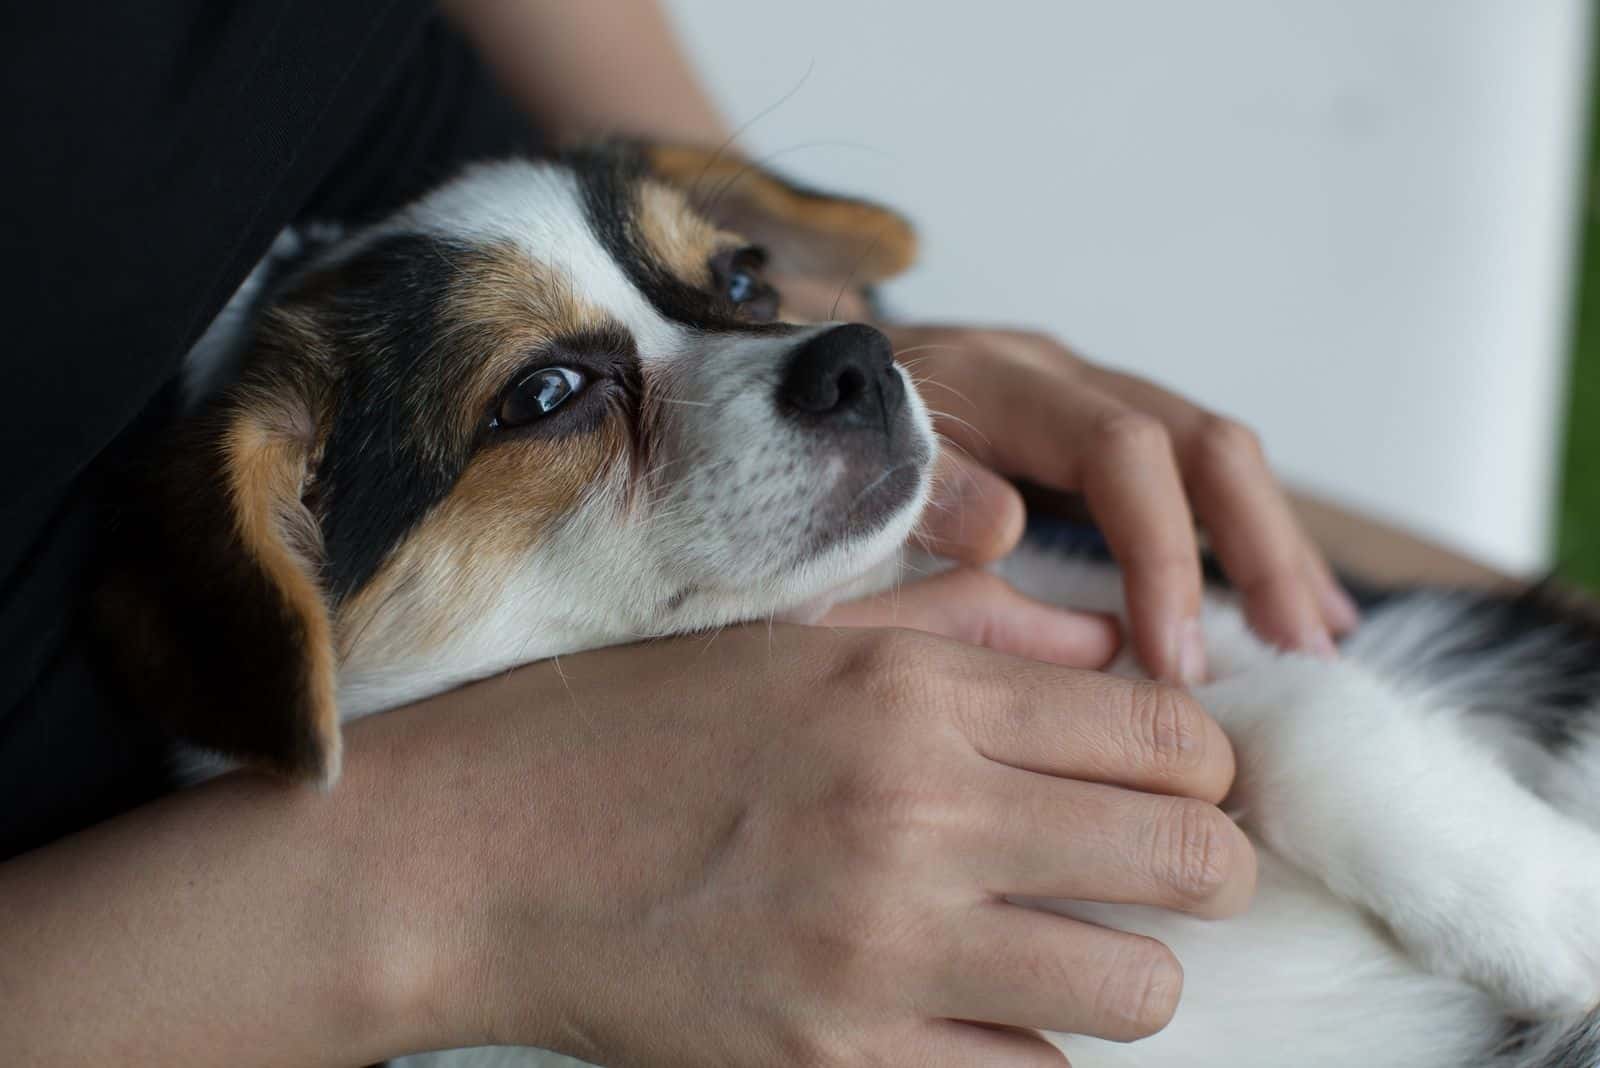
[777,324,903,430]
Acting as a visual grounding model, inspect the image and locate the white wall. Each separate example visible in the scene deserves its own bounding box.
[665,0,1593,572]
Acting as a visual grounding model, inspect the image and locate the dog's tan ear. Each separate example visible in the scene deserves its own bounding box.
[98,341,340,786]
[642,143,919,284]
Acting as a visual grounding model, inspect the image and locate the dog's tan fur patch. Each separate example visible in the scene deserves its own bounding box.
[219,396,341,780]
[334,411,628,658]
[645,144,918,282]
[636,179,737,287]
[438,242,615,438]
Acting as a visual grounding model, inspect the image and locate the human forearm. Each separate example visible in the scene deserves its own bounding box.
[0,740,436,1066]
[443,0,729,146]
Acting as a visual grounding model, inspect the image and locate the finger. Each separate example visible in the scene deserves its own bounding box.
[959,668,1235,804]
[891,332,1205,681]
[823,569,1120,669]
[919,1020,1070,1067]
[1073,406,1207,685]
[1178,417,1335,657]
[899,1020,1069,1067]
[1302,542,1361,635]
[962,771,1255,917]
[1074,365,1346,653]
[919,903,1183,1041]
[916,448,1026,564]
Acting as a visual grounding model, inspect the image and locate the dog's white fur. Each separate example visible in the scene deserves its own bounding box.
[185,160,1600,1066]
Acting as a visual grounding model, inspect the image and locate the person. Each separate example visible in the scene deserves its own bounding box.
[0,3,1358,1064]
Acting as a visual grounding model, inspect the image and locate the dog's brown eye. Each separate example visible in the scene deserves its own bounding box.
[712,246,778,321]
[495,366,586,429]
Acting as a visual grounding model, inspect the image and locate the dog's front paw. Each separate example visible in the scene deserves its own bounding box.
[1200,658,1600,1020]
[1388,829,1600,1019]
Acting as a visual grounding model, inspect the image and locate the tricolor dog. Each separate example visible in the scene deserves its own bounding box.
[100,144,1600,1068]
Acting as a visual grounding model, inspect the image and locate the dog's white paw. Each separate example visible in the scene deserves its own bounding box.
[1389,829,1600,1019]
[1198,655,1600,1021]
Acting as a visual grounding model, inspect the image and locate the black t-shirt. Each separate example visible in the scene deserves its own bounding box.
[0,3,542,858]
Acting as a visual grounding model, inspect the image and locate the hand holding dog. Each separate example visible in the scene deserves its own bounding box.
[882,325,1361,683]
[376,623,1251,1067]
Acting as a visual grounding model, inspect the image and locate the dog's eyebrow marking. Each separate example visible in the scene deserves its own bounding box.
[634,181,727,289]
[568,147,788,336]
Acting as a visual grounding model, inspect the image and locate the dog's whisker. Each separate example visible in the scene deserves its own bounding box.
[689,59,816,202]
[925,408,993,448]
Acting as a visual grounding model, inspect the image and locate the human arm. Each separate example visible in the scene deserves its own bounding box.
[2,612,1251,1066]
[441,0,729,146]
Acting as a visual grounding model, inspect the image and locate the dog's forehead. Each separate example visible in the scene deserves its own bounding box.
[397,159,691,360]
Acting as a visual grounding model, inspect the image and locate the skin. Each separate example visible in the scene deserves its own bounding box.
[0,608,1251,1067]
[887,325,1361,683]
[1,2,1352,1063]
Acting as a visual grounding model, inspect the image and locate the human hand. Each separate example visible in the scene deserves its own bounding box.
[821,565,1121,669]
[372,624,1253,1066]
[885,324,1360,684]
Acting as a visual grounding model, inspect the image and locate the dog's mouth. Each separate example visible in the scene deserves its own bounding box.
[803,445,934,559]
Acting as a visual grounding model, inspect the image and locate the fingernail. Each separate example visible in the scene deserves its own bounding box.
[1172,618,1208,687]
[1320,583,1361,632]
[1305,628,1339,661]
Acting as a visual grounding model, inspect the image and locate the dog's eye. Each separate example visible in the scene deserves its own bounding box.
[726,268,758,304]
[494,366,586,429]
[712,246,778,321]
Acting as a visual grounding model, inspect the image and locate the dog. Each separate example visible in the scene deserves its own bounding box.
[99,143,1600,1067]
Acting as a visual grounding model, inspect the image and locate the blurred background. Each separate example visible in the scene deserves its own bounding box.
[666,0,1598,584]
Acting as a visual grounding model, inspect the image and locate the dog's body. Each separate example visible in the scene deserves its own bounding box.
[105,147,1600,1067]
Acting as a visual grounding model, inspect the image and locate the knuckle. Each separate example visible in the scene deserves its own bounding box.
[1152,797,1236,908]
[1125,682,1208,780]
[953,567,1012,600]
[1092,409,1169,457]
[836,629,933,710]
[800,890,918,1001]
[1011,327,1064,352]
[1097,939,1183,1039]
[826,776,952,872]
[1191,415,1264,477]
[769,1019,861,1068]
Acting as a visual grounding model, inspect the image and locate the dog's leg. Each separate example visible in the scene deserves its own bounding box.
[1200,642,1600,1019]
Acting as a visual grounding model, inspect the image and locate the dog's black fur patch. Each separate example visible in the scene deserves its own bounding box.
[566,145,790,337]
[307,233,477,603]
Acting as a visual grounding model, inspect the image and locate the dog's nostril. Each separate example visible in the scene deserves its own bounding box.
[778,324,897,428]
[835,366,867,408]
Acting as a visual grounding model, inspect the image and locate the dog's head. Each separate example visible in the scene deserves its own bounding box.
[101,145,934,784]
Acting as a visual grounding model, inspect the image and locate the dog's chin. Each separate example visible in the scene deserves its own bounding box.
[770,462,932,625]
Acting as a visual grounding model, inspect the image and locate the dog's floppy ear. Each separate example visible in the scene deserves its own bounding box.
[98,318,341,786]
[641,143,919,284]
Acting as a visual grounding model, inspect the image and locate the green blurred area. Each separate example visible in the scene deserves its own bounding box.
[1559,60,1600,592]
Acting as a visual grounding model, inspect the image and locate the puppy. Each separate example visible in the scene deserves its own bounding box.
[101,144,1600,1068]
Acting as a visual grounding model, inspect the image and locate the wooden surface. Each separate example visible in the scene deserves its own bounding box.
[1290,491,1516,591]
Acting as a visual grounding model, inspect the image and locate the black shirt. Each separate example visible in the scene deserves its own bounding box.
[0,2,541,857]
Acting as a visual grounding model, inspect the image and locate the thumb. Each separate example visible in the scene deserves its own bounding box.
[916,449,1026,565]
[821,568,1121,669]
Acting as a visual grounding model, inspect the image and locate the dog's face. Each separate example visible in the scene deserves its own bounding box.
[102,146,933,783]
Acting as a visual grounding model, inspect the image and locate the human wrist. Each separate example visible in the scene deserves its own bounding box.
[328,676,593,1059]
[321,708,491,1058]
